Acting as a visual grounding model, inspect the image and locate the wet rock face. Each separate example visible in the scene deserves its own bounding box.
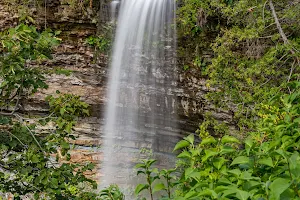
[0,1,232,180]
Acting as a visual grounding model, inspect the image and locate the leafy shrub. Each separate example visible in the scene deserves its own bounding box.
[135,82,300,200]
[0,24,103,199]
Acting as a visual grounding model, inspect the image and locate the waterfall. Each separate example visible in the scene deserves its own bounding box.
[101,0,177,188]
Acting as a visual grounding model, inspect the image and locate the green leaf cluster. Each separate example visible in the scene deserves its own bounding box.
[134,82,300,200]
[0,24,60,109]
[0,24,101,199]
[177,0,300,131]
[86,23,113,55]
[135,159,176,200]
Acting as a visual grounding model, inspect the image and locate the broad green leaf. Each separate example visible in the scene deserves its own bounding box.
[243,180,261,191]
[177,151,191,158]
[222,189,238,198]
[231,156,250,166]
[274,149,288,160]
[269,178,290,200]
[152,183,165,193]
[197,189,218,198]
[240,170,253,180]
[289,152,300,178]
[221,135,240,144]
[280,188,296,200]
[258,157,274,167]
[201,136,217,145]
[135,163,146,169]
[236,189,250,200]
[221,145,235,154]
[202,149,218,162]
[245,137,253,156]
[228,169,241,176]
[135,184,149,195]
[146,159,156,167]
[190,148,202,157]
[294,117,300,123]
[215,185,228,193]
[173,140,190,151]
[185,134,194,144]
[213,157,227,170]
[183,190,197,199]
[218,177,232,185]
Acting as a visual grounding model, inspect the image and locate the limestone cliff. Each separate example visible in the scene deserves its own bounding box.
[0,0,233,180]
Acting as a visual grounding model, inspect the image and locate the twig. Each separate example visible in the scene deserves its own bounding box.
[287,59,296,83]
[11,88,21,115]
[15,114,44,151]
[44,0,47,29]
[6,130,27,147]
[269,1,288,44]
[262,0,268,27]
[269,0,300,64]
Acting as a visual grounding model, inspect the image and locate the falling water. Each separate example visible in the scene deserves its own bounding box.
[110,0,120,22]
[101,0,177,188]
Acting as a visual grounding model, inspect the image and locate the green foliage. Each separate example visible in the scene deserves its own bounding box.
[99,184,125,200]
[135,159,159,200]
[53,67,73,76]
[0,24,101,199]
[86,23,113,55]
[86,35,111,53]
[0,24,60,109]
[134,82,300,200]
[177,0,300,131]
[0,93,96,199]
[135,159,176,200]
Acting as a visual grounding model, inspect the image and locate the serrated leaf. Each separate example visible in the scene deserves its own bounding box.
[221,145,235,154]
[269,178,290,199]
[197,189,217,198]
[258,157,273,167]
[201,136,217,145]
[221,135,240,144]
[185,134,194,144]
[236,189,250,200]
[231,156,249,166]
[245,137,253,156]
[228,169,241,176]
[177,151,191,158]
[213,157,227,170]
[173,140,190,151]
[202,149,218,162]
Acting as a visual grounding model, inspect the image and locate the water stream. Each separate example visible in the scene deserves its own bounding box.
[101,0,177,189]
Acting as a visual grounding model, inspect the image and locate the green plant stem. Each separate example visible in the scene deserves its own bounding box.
[147,175,154,200]
[167,178,171,198]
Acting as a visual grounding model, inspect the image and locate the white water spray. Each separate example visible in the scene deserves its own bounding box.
[101,0,177,187]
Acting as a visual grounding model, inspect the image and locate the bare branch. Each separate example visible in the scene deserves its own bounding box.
[269,0,289,44]
[269,0,300,74]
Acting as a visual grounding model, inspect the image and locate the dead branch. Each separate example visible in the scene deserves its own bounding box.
[269,0,300,75]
